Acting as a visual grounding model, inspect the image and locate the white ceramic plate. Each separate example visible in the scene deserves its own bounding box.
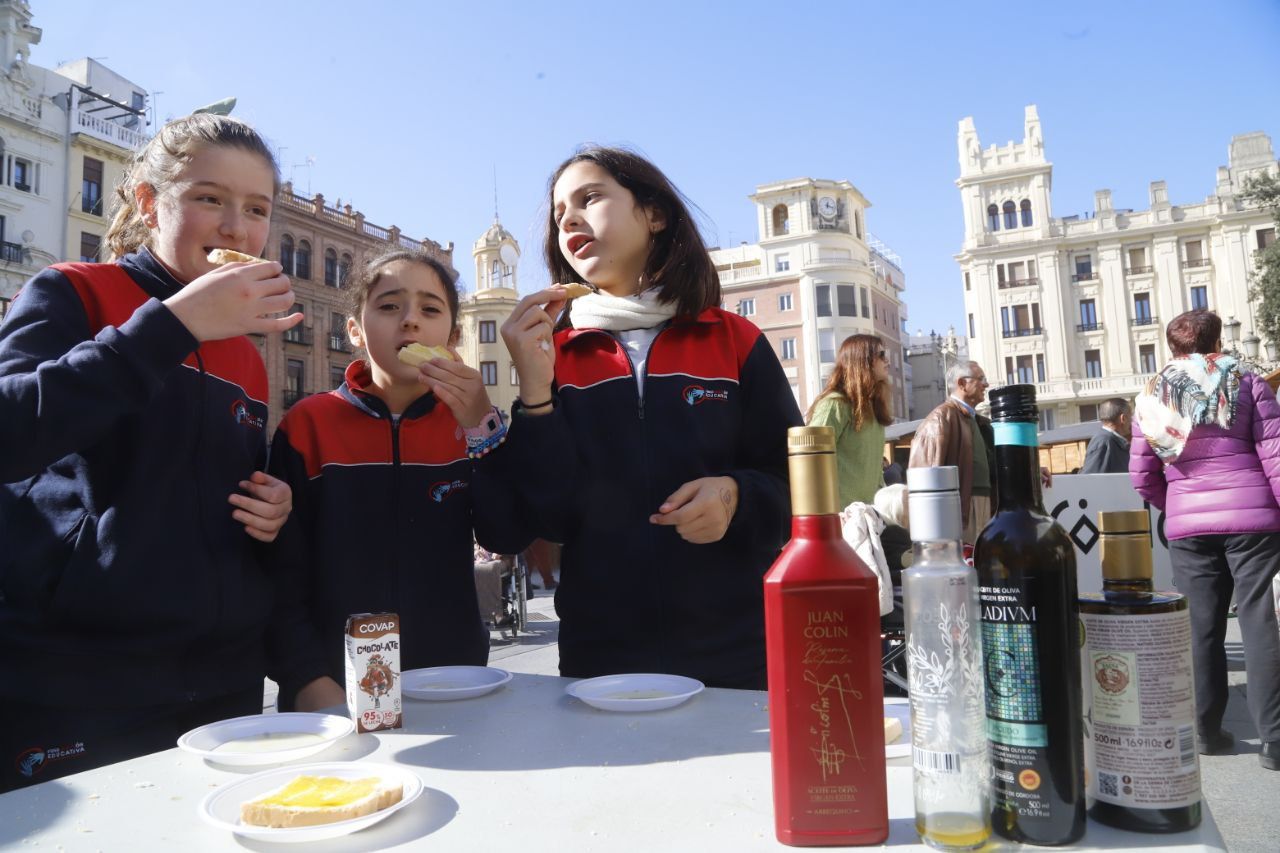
[199,761,423,843]
[884,697,911,758]
[178,713,354,767]
[402,666,513,701]
[565,673,704,712]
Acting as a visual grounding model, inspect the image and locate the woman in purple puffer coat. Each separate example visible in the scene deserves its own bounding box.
[1131,309,1280,771]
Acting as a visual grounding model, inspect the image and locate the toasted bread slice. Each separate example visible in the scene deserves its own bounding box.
[240,774,403,828]
[397,343,454,367]
[557,282,596,299]
[207,248,266,265]
[884,716,903,745]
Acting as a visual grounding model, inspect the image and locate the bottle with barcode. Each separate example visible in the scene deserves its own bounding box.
[1079,511,1201,833]
[975,384,1085,845]
[903,466,991,850]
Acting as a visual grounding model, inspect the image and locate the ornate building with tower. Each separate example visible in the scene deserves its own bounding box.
[459,218,521,416]
[957,105,1277,429]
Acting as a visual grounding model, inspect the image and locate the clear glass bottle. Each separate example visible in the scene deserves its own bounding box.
[904,466,992,850]
[1080,510,1201,833]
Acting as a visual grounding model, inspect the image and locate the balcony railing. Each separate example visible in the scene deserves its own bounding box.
[1126,265,1153,275]
[283,389,307,409]
[1076,322,1104,332]
[997,277,1040,290]
[283,326,314,346]
[1181,258,1211,269]
[0,241,26,264]
[1001,327,1043,338]
[328,334,353,353]
[1131,316,1159,327]
[1071,271,1098,282]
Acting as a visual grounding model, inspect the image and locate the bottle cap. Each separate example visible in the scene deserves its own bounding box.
[988,384,1039,423]
[787,426,839,516]
[907,465,963,543]
[1098,510,1153,582]
[787,425,836,456]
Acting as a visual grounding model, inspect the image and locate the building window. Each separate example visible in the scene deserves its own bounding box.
[1074,254,1093,280]
[480,361,498,386]
[13,157,32,192]
[781,338,796,361]
[1080,403,1099,422]
[1079,299,1098,330]
[775,253,790,272]
[1002,303,1041,337]
[1183,239,1206,267]
[285,359,305,408]
[510,363,519,386]
[1139,344,1157,374]
[860,286,870,319]
[819,329,835,364]
[964,271,971,291]
[1190,285,1208,311]
[280,234,294,272]
[82,157,103,215]
[339,253,352,287]
[479,320,497,343]
[1127,246,1149,273]
[329,312,348,351]
[0,297,9,320]
[79,232,100,263]
[330,365,346,389]
[1085,349,1103,379]
[324,248,338,286]
[1020,199,1033,227]
[1035,353,1046,382]
[987,204,1000,232]
[778,292,793,311]
[836,285,856,317]
[1015,355,1034,384]
[737,298,755,317]
[295,240,312,280]
[1258,228,1276,250]
[771,204,789,236]
[1002,200,1017,230]
[815,284,831,318]
[968,313,975,338]
[1039,409,1055,431]
[1133,292,1153,325]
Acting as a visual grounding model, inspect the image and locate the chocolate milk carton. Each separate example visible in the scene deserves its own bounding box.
[344,612,402,733]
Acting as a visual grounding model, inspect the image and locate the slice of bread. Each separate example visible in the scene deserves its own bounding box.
[884,716,903,745]
[397,343,454,366]
[240,774,403,828]
[556,282,595,299]
[207,248,266,265]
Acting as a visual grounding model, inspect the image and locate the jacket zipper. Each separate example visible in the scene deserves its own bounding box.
[391,415,403,605]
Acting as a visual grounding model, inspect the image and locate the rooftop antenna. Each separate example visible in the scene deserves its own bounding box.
[493,164,500,222]
[291,156,316,197]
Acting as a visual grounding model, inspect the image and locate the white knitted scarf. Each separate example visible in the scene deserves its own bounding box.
[567,287,678,332]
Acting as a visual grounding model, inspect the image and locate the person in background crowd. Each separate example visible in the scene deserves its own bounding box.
[806,334,895,508]
[1131,309,1280,771]
[908,361,996,544]
[1080,397,1132,474]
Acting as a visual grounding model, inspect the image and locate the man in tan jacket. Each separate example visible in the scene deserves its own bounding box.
[909,361,997,543]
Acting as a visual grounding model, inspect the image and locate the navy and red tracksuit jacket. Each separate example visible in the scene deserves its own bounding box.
[265,361,533,709]
[503,307,803,689]
[0,249,274,709]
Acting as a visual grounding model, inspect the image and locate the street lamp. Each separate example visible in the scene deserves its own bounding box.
[1243,332,1261,360]
[1267,339,1279,364]
[1223,316,1242,347]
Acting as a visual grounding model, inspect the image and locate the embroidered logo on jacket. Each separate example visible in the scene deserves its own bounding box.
[430,479,469,503]
[683,384,729,406]
[231,399,265,430]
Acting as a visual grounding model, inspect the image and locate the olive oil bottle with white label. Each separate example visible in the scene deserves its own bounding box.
[975,385,1085,845]
[1079,511,1201,833]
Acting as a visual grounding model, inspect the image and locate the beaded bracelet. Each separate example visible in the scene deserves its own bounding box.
[467,423,509,459]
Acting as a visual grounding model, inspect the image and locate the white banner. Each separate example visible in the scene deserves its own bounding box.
[1042,473,1174,594]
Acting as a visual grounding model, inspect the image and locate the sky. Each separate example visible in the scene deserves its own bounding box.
[29,0,1280,336]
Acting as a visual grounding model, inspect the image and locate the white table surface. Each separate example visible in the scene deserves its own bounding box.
[0,673,1226,851]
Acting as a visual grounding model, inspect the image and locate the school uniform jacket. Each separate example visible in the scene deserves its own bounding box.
[0,249,273,709]
[503,308,803,689]
[266,361,533,709]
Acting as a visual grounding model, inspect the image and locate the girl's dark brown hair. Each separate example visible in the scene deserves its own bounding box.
[1165,309,1222,356]
[544,146,720,320]
[806,334,893,428]
[346,250,461,327]
[106,114,280,260]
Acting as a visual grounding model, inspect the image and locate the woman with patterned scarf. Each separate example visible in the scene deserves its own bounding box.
[1131,309,1280,771]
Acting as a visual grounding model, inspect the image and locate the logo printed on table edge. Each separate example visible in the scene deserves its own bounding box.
[430,479,469,502]
[231,399,265,430]
[683,384,729,406]
[15,741,86,778]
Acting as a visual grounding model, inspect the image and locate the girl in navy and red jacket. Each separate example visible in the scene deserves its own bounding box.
[0,115,301,790]
[501,147,803,690]
[266,251,532,712]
